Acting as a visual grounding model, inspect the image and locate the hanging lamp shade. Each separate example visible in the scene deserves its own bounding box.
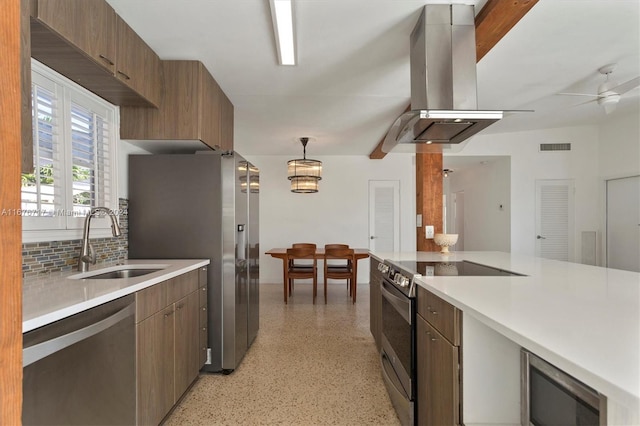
[288,137,322,193]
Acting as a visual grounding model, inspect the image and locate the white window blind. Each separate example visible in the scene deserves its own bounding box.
[21,60,118,240]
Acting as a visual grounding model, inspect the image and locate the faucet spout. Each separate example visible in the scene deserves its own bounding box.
[78,207,122,272]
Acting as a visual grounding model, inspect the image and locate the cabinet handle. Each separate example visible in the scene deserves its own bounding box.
[176,303,184,311]
[117,70,131,80]
[164,310,174,318]
[202,307,206,311]
[426,306,438,315]
[202,327,206,331]
[98,54,114,66]
[430,336,438,341]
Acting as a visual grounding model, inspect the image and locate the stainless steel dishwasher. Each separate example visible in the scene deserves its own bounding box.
[23,294,136,425]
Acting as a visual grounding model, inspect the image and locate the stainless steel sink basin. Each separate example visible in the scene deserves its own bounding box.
[85,268,162,279]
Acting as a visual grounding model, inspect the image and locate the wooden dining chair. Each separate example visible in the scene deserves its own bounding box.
[323,246,355,304]
[288,243,316,295]
[285,246,318,303]
[324,244,351,294]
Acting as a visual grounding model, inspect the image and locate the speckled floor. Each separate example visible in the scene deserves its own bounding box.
[163,282,400,426]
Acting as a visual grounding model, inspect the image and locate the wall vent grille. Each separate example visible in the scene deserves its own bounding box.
[540,143,571,152]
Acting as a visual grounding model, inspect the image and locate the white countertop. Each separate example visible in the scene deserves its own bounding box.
[373,251,640,414]
[23,259,210,333]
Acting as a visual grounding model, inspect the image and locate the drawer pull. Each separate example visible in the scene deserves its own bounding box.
[430,336,438,342]
[98,54,114,65]
[117,70,131,80]
[164,310,174,318]
[176,303,184,311]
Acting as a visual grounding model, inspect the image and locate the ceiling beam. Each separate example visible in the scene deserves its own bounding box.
[368,0,539,159]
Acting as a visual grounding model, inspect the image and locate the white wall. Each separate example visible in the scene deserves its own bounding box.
[242,154,417,284]
[448,126,601,262]
[445,157,511,252]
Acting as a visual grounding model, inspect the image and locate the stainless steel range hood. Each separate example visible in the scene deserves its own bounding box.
[382,4,504,153]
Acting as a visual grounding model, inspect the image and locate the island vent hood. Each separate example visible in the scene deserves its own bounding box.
[382,4,506,153]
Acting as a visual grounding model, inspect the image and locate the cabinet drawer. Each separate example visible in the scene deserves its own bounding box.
[136,280,167,323]
[417,286,461,346]
[167,269,199,303]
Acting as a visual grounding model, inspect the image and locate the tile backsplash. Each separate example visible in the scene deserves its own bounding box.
[22,199,129,277]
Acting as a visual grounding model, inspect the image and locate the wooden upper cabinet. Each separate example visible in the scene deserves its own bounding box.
[121,60,232,151]
[114,14,161,106]
[219,91,234,152]
[30,0,162,107]
[31,0,116,73]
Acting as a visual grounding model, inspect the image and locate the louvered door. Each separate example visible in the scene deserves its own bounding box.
[535,179,575,261]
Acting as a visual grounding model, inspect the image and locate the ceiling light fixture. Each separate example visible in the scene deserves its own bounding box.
[288,137,322,193]
[443,168,454,178]
[269,0,296,66]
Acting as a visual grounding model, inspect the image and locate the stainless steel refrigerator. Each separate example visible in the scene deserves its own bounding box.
[128,152,259,373]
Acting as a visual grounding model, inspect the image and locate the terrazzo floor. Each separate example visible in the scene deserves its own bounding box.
[163,282,401,426]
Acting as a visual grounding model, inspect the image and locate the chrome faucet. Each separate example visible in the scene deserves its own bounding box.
[78,207,122,272]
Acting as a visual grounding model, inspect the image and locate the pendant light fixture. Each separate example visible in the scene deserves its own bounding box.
[288,137,322,193]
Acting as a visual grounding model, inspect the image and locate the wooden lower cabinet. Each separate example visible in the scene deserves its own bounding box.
[416,285,462,426]
[137,305,175,426]
[416,315,461,426]
[174,291,199,399]
[136,269,204,425]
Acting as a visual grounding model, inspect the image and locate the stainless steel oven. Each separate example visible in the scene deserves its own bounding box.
[379,261,418,426]
[521,349,607,426]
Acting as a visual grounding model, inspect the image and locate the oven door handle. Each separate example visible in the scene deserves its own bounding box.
[381,280,412,324]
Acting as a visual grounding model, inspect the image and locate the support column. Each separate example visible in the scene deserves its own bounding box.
[416,153,443,252]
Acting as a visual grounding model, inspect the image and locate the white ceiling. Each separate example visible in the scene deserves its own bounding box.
[107,0,640,158]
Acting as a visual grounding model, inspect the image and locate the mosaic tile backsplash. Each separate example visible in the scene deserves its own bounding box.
[22,199,129,277]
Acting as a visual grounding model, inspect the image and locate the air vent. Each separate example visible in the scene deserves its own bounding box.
[539,143,571,152]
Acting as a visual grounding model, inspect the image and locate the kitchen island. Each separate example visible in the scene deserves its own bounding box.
[372,251,640,425]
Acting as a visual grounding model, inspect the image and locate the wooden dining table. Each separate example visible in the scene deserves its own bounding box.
[265,247,370,303]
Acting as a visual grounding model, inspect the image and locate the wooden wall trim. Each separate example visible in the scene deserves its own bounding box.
[475,0,539,62]
[416,153,443,252]
[368,0,538,159]
[0,0,24,422]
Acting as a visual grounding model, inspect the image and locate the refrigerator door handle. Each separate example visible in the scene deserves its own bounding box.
[237,224,246,260]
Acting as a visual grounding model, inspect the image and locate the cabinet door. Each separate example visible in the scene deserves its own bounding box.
[32,0,116,73]
[174,291,199,401]
[417,316,460,426]
[115,14,162,107]
[137,306,175,426]
[219,90,233,151]
[199,65,221,148]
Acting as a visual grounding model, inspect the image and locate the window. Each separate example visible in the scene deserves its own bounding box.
[21,60,118,242]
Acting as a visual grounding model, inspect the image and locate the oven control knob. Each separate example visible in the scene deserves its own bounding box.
[401,276,410,287]
[378,264,389,274]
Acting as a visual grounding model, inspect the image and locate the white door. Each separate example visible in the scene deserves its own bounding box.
[369,180,400,253]
[606,175,640,272]
[535,179,575,261]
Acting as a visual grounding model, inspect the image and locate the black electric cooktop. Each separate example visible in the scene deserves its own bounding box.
[394,260,524,277]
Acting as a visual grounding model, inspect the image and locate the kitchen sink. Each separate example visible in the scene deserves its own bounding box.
[85,269,162,279]
[68,264,169,280]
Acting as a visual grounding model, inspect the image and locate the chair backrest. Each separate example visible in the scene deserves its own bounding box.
[324,243,349,250]
[289,243,316,267]
[287,247,317,269]
[324,247,354,270]
[292,243,317,249]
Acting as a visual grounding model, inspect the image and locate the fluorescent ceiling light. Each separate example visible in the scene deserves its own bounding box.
[270,0,296,65]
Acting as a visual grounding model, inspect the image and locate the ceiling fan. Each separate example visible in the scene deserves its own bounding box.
[558,63,640,114]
